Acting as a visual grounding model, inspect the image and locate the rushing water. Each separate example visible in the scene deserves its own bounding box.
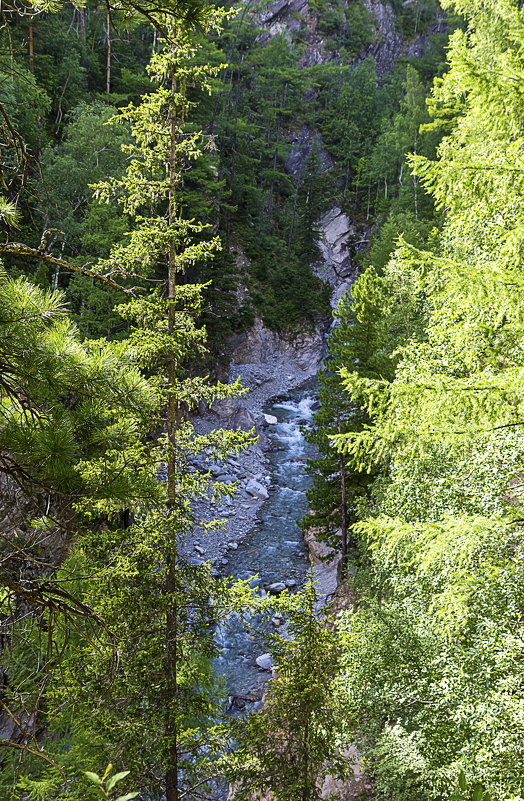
[214,382,318,705]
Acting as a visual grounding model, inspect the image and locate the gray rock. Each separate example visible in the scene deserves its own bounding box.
[285,126,334,176]
[245,479,269,500]
[263,413,278,425]
[285,579,297,588]
[233,408,257,431]
[267,582,286,595]
[215,473,236,484]
[228,541,239,550]
[194,545,205,556]
[255,653,274,671]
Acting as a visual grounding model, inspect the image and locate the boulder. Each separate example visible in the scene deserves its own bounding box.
[194,545,205,556]
[263,413,278,425]
[245,479,269,500]
[232,408,256,431]
[255,653,274,671]
[215,473,236,484]
[267,582,286,595]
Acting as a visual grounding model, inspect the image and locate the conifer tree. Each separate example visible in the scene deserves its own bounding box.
[232,583,346,801]
[305,266,423,564]
[329,0,524,794]
[0,7,257,799]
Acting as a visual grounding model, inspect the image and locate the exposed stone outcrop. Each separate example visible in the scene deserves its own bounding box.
[228,317,323,374]
[254,0,311,43]
[303,526,341,602]
[285,126,334,176]
[315,206,358,308]
[364,0,448,75]
[255,0,444,81]
[363,0,403,75]
[320,747,373,800]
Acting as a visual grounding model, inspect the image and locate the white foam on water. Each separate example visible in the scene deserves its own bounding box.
[274,395,316,421]
[277,486,303,498]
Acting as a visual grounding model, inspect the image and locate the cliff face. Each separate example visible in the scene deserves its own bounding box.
[255,0,439,68]
[222,0,444,378]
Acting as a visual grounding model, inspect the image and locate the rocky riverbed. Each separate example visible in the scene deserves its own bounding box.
[188,316,326,567]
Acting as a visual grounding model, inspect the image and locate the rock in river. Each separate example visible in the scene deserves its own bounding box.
[255,653,274,671]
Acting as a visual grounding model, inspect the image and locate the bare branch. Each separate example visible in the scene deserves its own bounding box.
[0,241,137,297]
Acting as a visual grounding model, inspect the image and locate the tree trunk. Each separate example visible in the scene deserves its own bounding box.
[287,165,302,259]
[300,610,314,801]
[78,7,86,40]
[106,12,111,94]
[337,412,348,572]
[165,55,179,801]
[28,19,34,74]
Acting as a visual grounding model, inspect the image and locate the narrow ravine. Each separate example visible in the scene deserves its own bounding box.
[214,381,318,705]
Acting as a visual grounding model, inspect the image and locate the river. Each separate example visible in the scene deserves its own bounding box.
[213,381,318,706]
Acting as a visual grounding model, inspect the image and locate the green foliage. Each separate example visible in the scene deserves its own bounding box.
[0,7,259,800]
[0,0,465,798]
[0,265,159,498]
[361,209,436,272]
[232,583,347,801]
[320,0,524,796]
[39,102,130,249]
[305,263,425,550]
[390,0,440,37]
[317,58,379,174]
[314,0,374,55]
[210,28,333,330]
[84,765,138,801]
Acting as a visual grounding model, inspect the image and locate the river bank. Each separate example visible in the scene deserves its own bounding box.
[188,318,326,568]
